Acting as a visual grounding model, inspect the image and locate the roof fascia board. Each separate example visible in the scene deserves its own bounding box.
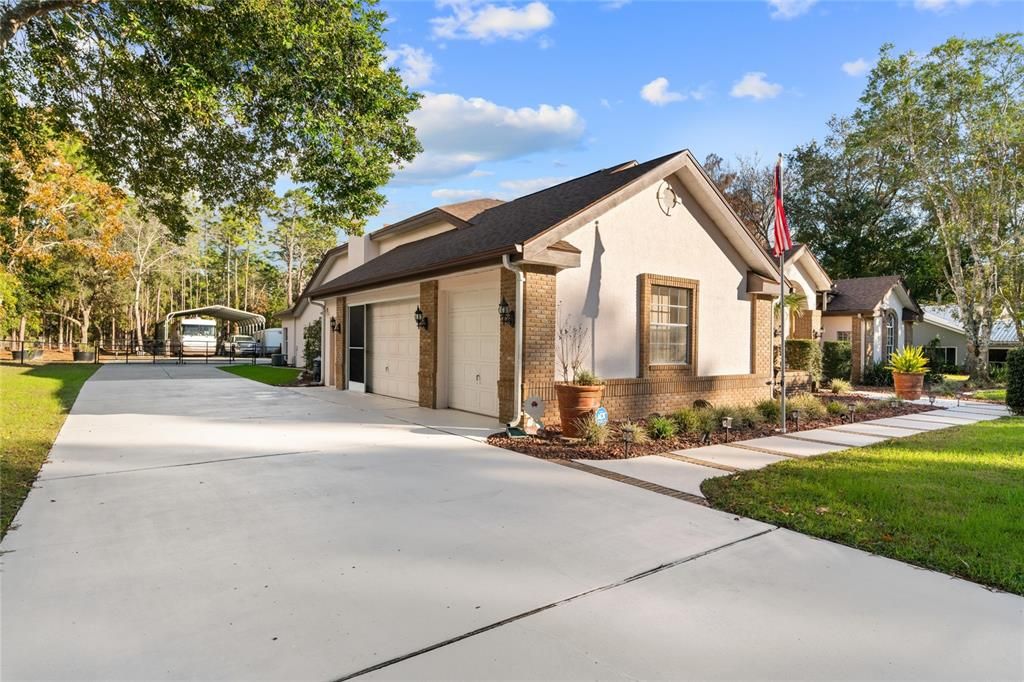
[369,209,468,242]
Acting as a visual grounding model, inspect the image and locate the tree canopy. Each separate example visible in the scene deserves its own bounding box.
[1,0,421,238]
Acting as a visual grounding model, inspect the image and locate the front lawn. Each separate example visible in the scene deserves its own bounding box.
[1,363,99,538]
[972,388,1006,402]
[218,364,302,386]
[702,418,1024,595]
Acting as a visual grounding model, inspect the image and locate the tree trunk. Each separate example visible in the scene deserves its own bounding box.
[80,305,91,345]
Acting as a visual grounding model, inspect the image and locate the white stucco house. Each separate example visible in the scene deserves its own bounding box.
[915,304,1020,368]
[291,149,793,424]
[819,276,923,382]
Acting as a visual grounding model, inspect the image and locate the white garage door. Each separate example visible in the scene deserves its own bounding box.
[447,288,500,417]
[369,300,419,402]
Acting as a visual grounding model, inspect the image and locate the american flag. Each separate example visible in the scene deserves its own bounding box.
[773,155,792,257]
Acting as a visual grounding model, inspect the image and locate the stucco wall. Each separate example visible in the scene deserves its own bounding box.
[282,252,350,369]
[914,321,965,363]
[822,316,853,342]
[374,219,457,255]
[785,260,819,312]
[555,176,753,380]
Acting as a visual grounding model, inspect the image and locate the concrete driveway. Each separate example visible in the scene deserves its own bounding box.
[2,365,1021,681]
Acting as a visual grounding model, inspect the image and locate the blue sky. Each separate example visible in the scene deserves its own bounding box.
[366,0,1020,230]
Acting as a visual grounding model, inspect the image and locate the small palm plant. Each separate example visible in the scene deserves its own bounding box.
[885,346,929,374]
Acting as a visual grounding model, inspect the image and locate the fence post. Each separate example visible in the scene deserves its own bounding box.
[95,342,100,364]
[20,339,25,366]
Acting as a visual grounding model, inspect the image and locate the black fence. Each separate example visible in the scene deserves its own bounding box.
[1,339,275,366]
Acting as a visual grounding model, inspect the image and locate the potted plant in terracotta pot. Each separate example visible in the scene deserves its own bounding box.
[886,345,929,400]
[554,316,605,438]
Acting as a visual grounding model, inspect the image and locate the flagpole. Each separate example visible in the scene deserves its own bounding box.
[778,152,787,434]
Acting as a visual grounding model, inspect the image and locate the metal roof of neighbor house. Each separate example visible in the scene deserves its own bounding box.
[309,151,684,297]
[824,276,922,317]
[923,305,1020,345]
[165,305,265,326]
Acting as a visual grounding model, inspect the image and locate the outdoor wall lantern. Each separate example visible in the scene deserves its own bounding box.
[721,416,733,442]
[414,306,429,331]
[329,316,340,334]
[498,297,515,327]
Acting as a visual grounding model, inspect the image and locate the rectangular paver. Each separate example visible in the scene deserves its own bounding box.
[673,444,790,470]
[788,429,887,447]
[739,436,847,457]
[932,408,1004,421]
[865,417,952,431]
[580,456,727,497]
[831,422,924,438]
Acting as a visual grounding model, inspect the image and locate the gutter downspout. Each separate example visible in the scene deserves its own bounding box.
[502,254,525,428]
[311,299,327,387]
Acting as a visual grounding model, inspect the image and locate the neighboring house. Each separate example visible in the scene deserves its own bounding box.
[781,243,833,338]
[305,149,788,424]
[915,305,1021,367]
[820,276,923,382]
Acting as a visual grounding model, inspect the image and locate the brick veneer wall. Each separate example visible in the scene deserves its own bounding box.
[498,269,517,423]
[751,296,774,377]
[333,296,346,389]
[418,281,439,408]
[497,265,557,423]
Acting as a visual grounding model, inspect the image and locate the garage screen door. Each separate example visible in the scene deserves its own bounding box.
[447,288,500,417]
[369,300,419,402]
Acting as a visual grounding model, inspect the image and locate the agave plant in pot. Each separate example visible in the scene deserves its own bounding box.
[886,345,929,400]
[554,316,605,438]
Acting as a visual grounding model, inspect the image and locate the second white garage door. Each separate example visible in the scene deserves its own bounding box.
[369,300,419,402]
[447,288,500,417]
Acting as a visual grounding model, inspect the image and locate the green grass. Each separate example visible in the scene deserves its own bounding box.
[702,418,1024,595]
[1,363,99,538]
[972,388,1006,402]
[943,373,970,382]
[218,364,302,386]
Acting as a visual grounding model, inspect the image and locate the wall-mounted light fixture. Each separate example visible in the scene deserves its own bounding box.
[414,306,428,331]
[329,316,340,334]
[498,297,515,327]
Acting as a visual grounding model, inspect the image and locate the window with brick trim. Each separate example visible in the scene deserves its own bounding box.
[650,285,692,364]
[836,330,852,342]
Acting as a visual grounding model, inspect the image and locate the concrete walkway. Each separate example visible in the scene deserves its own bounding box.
[583,401,1012,499]
[2,365,1021,680]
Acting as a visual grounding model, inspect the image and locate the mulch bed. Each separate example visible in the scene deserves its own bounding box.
[488,395,935,461]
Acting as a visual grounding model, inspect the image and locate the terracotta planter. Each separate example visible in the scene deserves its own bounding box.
[554,383,605,438]
[892,372,925,400]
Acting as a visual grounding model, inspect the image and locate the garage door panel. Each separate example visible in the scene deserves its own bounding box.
[369,300,419,402]
[447,288,500,417]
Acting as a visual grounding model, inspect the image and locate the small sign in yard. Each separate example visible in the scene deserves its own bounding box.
[594,406,608,426]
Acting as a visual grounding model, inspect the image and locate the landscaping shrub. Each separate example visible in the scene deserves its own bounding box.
[852,400,869,416]
[989,363,1009,384]
[822,341,852,380]
[574,415,610,445]
[716,404,763,429]
[862,361,893,387]
[829,378,851,394]
[755,398,780,422]
[672,407,702,434]
[786,392,827,419]
[1007,347,1024,415]
[785,339,823,383]
[646,415,678,440]
[302,318,321,371]
[930,379,959,397]
[826,400,846,416]
[618,420,649,444]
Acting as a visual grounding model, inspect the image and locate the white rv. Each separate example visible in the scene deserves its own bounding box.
[177,317,218,355]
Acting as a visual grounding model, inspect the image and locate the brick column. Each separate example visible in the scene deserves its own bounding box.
[851,316,864,384]
[792,309,822,340]
[750,295,774,377]
[498,265,557,423]
[418,281,439,408]
[334,297,346,389]
[498,269,517,423]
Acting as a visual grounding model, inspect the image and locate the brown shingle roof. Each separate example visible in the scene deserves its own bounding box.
[825,276,921,315]
[310,150,683,297]
[439,198,505,222]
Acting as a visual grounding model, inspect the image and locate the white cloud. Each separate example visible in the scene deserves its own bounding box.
[395,92,585,183]
[468,169,494,177]
[914,0,974,11]
[602,0,632,9]
[730,72,783,100]
[431,188,484,200]
[600,98,611,109]
[640,77,684,106]
[498,176,570,198]
[384,45,436,88]
[767,0,817,19]
[841,58,871,77]
[431,1,554,41]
